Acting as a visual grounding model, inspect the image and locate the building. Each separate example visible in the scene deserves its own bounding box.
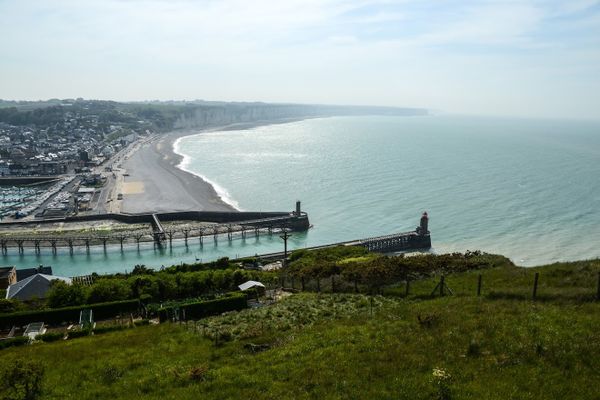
[0,266,17,289]
[6,274,71,301]
[16,266,53,282]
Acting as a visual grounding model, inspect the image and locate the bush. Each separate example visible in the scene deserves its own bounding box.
[0,299,139,330]
[37,332,64,342]
[158,293,247,322]
[93,325,128,335]
[134,319,150,326]
[88,279,132,304]
[46,281,88,308]
[0,359,44,400]
[0,299,23,314]
[67,329,91,339]
[0,336,29,350]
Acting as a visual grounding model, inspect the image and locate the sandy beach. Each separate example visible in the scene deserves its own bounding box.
[116,130,236,213]
[115,118,307,214]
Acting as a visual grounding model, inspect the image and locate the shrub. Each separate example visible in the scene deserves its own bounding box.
[46,281,88,308]
[0,359,44,400]
[0,336,29,350]
[0,299,24,314]
[37,332,64,343]
[101,365,124,385]
[158,293,247,322]
[88,279,132,304]
[68,329,91,339]
[134,319,150,326]
[0,299,139,329]
[93,325,127,335]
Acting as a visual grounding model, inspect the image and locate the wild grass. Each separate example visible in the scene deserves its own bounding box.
[1,259,600,399]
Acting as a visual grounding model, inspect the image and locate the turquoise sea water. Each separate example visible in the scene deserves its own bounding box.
[3,115,600,275]
[175,115,600,266]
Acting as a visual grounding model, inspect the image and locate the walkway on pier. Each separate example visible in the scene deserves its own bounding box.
[244,230,432,262]
[0,212,309,255]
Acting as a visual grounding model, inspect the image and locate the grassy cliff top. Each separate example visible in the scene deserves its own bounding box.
[2,258,599,399]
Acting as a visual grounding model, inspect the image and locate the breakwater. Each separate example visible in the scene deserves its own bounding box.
[253,212,431,261]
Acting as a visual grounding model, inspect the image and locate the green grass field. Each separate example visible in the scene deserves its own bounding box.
[2,259,600,399]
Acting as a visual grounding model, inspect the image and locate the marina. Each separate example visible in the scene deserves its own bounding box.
[0,185,50,219]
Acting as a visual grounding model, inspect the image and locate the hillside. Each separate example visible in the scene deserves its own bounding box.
[0,98,427,132]
[1,257,599,399]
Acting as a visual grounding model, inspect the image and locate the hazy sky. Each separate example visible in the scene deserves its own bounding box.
[1,0,599,119]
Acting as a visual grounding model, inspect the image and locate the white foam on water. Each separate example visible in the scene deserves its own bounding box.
[173,135,242,211]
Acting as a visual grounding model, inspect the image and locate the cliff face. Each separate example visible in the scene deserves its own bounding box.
[172,103,427,129]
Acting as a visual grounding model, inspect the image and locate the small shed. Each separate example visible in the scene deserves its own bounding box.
[238,280,266,293]
[238,281,266,300]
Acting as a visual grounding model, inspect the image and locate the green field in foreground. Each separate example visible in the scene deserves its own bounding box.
[2,259,600,399]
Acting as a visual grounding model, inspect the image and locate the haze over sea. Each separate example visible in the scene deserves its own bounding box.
[3,115,599,276]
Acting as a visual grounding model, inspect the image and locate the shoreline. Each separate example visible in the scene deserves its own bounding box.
[118,117,311,214]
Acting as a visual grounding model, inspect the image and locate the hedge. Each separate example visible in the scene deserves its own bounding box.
[93,325,128,335]
[38,332,64,342]
[158,293,247,322]
[68,329,91,339]
[0,299,140,329]
[0,336,29,350]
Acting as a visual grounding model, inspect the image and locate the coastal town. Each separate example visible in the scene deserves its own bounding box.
[0,100,157,220]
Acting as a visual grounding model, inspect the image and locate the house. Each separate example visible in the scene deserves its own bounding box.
[16,266,52,282]
[6,274,71,301]
[0,266,17,289]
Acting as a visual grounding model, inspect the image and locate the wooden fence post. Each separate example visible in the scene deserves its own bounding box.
[532,272,539,300]
[440,275,445,296]
[316,278,321,293]
[477,274,482,297]
[405,279,410,297]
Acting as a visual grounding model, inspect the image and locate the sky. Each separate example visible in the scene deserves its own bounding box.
[0,0,599,119]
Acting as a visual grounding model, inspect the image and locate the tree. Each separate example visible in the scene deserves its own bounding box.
[128,275,159,300]
[359,258,394,294]
[340,262,364,293]
[87,279,132,303]
[46,281,88,308]
[131,265,154,275]
[0,299,25,313]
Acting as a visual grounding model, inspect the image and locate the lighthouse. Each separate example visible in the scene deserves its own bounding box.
[417,212,429,235]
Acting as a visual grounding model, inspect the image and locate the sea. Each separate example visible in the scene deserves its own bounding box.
[3,115,600,276]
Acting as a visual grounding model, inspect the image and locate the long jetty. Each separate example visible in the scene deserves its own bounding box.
[249,227,432,262]
[0,202,310,255]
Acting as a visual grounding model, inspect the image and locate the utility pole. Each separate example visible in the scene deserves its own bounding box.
[279,228,292,267]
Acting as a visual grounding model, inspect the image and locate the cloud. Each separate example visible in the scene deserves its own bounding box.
[0,0,599,119]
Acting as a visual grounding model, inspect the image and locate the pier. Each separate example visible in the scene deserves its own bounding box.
[250,212,432,261]
[0,202,310,254]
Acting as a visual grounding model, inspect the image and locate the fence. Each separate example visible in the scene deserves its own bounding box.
[278,270,600,302]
